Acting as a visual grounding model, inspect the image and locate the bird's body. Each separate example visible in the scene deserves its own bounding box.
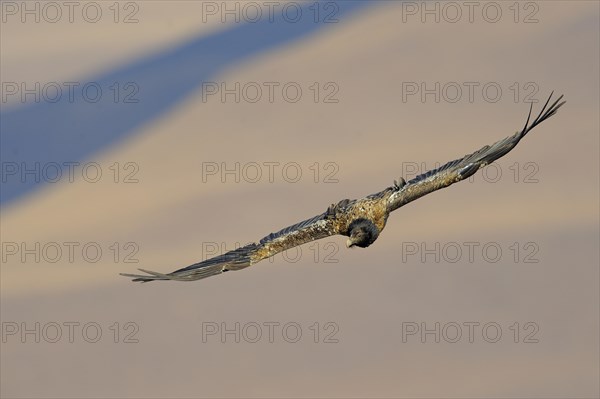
[121,93,565,283]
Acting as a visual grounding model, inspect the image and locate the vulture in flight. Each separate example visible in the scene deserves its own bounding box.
[122,93,565,282]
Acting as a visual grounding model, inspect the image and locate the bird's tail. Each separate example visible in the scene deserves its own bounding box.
[120,243,258,282]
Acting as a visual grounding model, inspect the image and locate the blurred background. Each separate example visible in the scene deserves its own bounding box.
[1,1,598,398]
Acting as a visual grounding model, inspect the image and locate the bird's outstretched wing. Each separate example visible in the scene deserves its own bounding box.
[387,93,565,212]
[120,210,338,282]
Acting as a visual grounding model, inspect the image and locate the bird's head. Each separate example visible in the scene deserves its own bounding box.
[346,218,380,248]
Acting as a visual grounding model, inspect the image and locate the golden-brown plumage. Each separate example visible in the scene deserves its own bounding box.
[121,93,565,282]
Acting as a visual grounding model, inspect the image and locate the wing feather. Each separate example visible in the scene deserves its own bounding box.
[120,211,337,282]
[387,93,565,211]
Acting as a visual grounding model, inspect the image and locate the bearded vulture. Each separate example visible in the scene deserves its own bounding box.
[121,92,565,282]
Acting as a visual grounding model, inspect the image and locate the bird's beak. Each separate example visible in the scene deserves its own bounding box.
[346,239,354,248]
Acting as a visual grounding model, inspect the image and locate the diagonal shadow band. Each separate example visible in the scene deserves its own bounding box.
[0,0,376,206]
